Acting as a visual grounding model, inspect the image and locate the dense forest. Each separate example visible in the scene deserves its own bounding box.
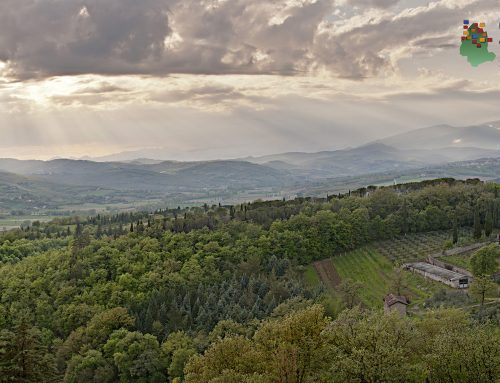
[0,179,499,382]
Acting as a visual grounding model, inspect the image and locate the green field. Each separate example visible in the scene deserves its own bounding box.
[308,231,474,310]
[0,215,58,231]
[331,248,444,308]
[373,229,478,264]
[303,265,322,288]
[440,254,473,271]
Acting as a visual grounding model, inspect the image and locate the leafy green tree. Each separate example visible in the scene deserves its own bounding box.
[58,307,135,365]
[254,305,329,383]
[186,305,329,383]
[184,337,264,383]
[325,308,422,382]
[391,266,408,296]
[470,276,497,307]
[161,331,197,381]
[419,309,500,382]
[64,350,115,383]
[470,244,499,276]
[103,329,166,383]
[338,278,363,309]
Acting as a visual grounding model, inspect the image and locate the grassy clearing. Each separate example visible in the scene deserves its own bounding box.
[331,247,446,309]
[440,254,472,271]
[332,248,392,308]
[303,265,322,288]
[0,216,58,231]
[301,265,342,316]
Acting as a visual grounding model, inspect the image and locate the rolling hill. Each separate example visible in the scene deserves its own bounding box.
[244,143,499,178]
[377,121,500,150]
[1,120,498,216]
[0,159,294,191]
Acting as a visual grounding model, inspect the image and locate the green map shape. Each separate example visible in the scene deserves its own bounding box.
[460,36,496,67]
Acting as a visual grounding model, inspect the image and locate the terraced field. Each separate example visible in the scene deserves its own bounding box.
[308,231,480,309]
[308,230,499,309]
[373,229,474,264]
[331,248,444,308]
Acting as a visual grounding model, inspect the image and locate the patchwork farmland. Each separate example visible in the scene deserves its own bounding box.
[308,230,481,309]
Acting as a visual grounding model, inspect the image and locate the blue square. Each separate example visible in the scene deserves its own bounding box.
[472,33,478,39]
[463,19,469,25]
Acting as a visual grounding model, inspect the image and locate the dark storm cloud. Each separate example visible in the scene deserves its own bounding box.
[0,0,498,80]
[0,0,335,79]
[0,0,172,78]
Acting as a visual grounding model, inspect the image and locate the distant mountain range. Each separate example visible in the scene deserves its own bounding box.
[89,120,500,164]
[377,121,500,150]
[0,120,498,215]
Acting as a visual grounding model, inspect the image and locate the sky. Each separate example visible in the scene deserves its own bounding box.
[0,0,499,160]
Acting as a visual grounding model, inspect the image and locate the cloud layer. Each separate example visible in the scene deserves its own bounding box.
[0,0,499,160]
[1,0,497,80]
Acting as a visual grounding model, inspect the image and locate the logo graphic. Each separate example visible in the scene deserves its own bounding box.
[460,20,496,67]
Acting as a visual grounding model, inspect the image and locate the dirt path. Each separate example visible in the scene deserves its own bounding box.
[313,258,342,290]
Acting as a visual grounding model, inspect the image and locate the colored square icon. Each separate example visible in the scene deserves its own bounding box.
[463,20,469,24]
[479,22,485,27]
[476,43,481,48]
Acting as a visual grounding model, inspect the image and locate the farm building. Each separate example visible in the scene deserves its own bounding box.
[383,294,408,316]
[404,262,471,289]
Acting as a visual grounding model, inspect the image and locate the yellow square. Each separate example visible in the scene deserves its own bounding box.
[479,22,485,27]
[480,38,486,42]
[463,31,468,35]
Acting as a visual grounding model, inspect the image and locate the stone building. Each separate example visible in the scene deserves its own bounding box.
[404,262,471,289]
[383,294,408,316]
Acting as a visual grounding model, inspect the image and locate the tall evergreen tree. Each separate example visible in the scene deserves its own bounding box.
[400,199,409,235]
[473,209,482,240]
[452,216,459,244]
[0,319,56,383]
[484,210,493,237]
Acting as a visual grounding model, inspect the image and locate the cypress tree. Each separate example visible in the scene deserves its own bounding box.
[401,199,409,235]
[484,210,493,237]
[473,209,482,240]
[452,216,459,244]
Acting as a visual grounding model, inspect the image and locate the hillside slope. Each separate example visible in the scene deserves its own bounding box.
[378,121,500,150]
[0,159,293,191]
